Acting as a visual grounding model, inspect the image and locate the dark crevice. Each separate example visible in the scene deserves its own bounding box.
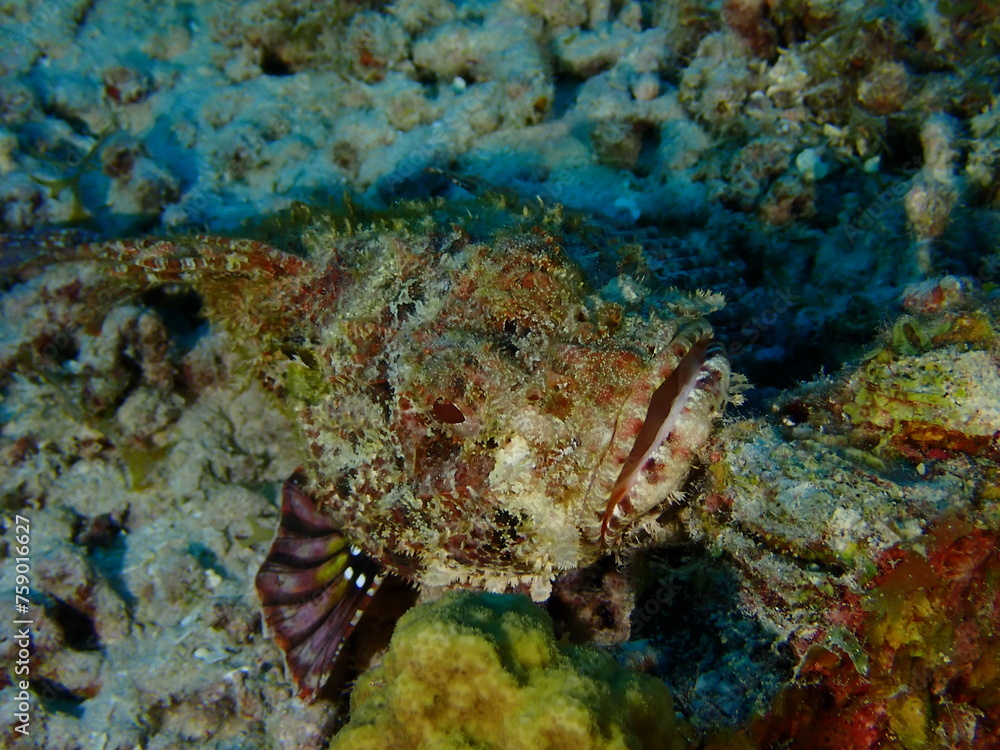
[32,677,87,715]
[627,547,795,727]
[50,598,102,651]
[260,48,293,76]
[140,286,207,354]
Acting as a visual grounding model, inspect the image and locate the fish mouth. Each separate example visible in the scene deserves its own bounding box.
[600,336,727,544]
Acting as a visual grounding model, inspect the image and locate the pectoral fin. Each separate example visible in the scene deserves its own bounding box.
[255,475,383,702]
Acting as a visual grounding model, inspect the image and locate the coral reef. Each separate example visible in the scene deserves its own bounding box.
[707,518,1000,749]
[0,0,996,390]
[1,0,999,745]
[329,591,686,750]
[685,276,1000,744]
[0,308,341,749]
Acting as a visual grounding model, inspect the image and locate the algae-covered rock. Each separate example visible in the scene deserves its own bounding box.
[692,278,1000,633]
[329,591,685,750]
[687,277,1000,746]
[706,517,1000,750]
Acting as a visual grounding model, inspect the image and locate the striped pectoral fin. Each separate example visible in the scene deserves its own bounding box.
[255,476,383,702]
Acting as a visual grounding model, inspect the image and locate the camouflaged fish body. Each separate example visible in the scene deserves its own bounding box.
[1,203,731,699]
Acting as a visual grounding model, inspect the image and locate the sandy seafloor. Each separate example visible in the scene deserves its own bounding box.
[0,0,998,747]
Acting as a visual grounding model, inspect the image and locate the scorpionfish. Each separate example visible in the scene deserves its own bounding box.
[1,198,731,700]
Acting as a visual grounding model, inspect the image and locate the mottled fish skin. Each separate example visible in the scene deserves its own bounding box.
[0,201,731,697]
[242,217,729,601]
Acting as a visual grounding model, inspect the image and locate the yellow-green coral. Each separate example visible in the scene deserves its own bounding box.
[329,592,686,750]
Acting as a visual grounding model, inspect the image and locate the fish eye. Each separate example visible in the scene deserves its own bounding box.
[432,399,466,424]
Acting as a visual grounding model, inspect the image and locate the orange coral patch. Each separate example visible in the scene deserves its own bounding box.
[889,420,1000,459]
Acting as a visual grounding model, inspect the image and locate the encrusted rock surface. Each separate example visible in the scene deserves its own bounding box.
[0,316,342,748]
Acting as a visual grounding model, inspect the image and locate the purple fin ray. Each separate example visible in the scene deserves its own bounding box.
[255,476,383,702]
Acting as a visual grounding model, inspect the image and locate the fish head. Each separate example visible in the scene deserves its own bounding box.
[296,232,731,599]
